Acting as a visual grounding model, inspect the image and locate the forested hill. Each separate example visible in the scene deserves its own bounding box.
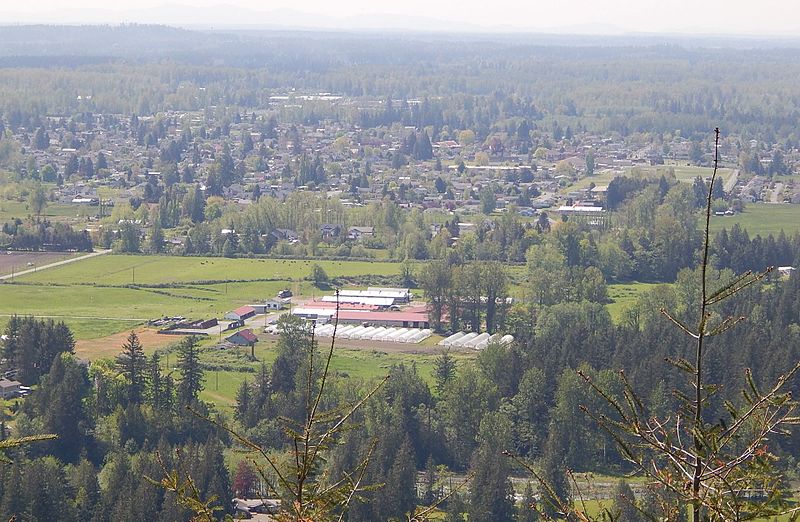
[3,24,800,64]
[0,25,236,60]
[5,26,800,138]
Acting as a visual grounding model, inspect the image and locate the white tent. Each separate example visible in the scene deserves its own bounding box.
[397,329,419,343]
[476,334,499,350]
[408,329,432,343]
[377,328,399,341]
[464,332,491,349]
[385,328,408,341]
[452,332,479,347]
[355,326,379,340]
[439,331,466,346]
[366,327,387,340]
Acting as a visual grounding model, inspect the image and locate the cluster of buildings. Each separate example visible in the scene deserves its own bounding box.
[290,287,430,330]
[8,91,800,257]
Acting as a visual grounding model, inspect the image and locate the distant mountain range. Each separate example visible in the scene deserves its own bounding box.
[2,2,799,39]
[0,4,495,33]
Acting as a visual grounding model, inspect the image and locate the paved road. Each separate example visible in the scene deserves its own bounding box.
[0,249,111,281]
[724,169,739,194]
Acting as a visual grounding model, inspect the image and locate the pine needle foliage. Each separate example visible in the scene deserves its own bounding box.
[157,291,389,521]
[511,128,800,522]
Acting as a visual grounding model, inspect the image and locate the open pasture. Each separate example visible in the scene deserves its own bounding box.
[15,254,402,285]
[0,254,405,339]
[567,164,733,192]
[707,203,800,236]
[197,339,472,409]
[607,281,662,323]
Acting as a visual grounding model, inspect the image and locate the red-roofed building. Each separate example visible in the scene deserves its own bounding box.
[226,328,259,346]
[335,311,429,328]
[225,306,256,321]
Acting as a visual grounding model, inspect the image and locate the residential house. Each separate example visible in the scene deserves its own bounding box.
[347,226,374,241]
[320,223,342,239]
[269,228,299,243]
[250,300,285,313]
[0,379,22,399]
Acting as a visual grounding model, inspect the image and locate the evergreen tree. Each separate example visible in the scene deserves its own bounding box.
[434,350,457,394]
[234,379,251,426]
[149,216,164,253]
[611,480,642,522]
[146,352,171,411]
[71,458,101,522]
[33,126,50,150]
[382,438,418,520]
[29,354,91,462]
[177,336,204,406]
[117,331,147,405]
[516,482,538,522]
[538,431,571,519]
[469,412,515,522]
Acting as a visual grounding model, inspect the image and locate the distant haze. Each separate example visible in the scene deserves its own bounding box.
[2,0,799,36]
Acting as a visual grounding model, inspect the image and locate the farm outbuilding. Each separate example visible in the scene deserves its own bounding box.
[225,306,256,321]
[226,329,258,346]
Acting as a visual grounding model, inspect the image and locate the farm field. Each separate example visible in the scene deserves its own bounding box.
[192,336,470,410]
[707,203,800,236]
[0,198,87,223]
[0,250,83,276]
[0,254,407,340]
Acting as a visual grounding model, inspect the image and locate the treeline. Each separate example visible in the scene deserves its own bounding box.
[321,268,800,520]
[5,261,800,520]
[0,218,93,252]
[2,315,75,384]
[5,29,800,142]
[0,325,231,521]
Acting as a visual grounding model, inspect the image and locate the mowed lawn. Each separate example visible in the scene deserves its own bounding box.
[0,255,405,339]
[707,203,800,236]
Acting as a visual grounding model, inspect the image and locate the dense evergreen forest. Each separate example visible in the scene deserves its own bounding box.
[3,26,800,142]
[3,258,800,520]
[3,25,800,520]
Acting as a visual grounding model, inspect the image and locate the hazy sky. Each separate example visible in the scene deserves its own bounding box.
[4,0,800,35]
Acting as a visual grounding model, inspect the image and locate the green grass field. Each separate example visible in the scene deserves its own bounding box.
[0,254,406,339]
[708,203,800,236]
[196,337,474,410]
[0,198,87,222]
[607,282,662,323]
[568,165,733,192]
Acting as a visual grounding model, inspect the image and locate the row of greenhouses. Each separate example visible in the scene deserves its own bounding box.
[312,324,433,344]
[437,332,514,350]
